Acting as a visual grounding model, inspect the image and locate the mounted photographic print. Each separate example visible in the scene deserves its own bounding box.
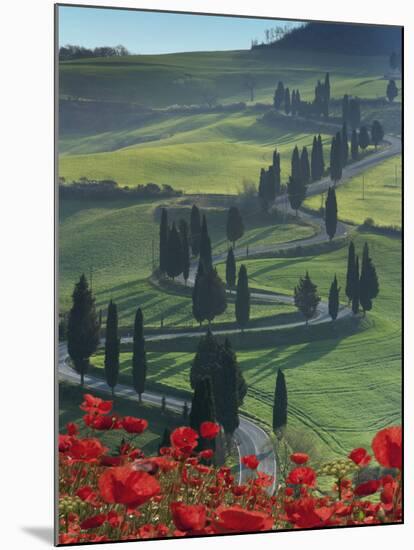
[55,3,403,545]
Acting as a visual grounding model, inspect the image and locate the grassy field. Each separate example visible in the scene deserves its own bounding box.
[59,111,332,193]
[59,49,393,108]
[59,382,182,455]
[304,155,402,228]
[59,196,312,323]
[87,230,401,459]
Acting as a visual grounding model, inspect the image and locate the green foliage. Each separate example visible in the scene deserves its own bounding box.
[288,146,306,212]
[225,247,236,290]
[199,215,213,272]
[104,300,120,394]
[190,204,201,257]
[294,272,321,324]
[359,242,379,314]
[189,377,216,452]
[274,81,285,109]
[330,132,343,183]
[345,241,356,303]
[300,146,310,185]
[159,208,169,274]
[284,87,291,115]
[273,369,288,433]
[235,264,250,330]
[166,222,184,279]
[351,129,359,160]
[328,275,340,321]
[226,206,244,248]
[371,120,384,148]
[386,80,398,103]
[325,186,338,241]
[352,256,360,315]
[132,307,147,400]
[358,126,370,150]
[341,123,349,165]
[67,274,100,385]
[197,268,227,325]
[179,219,190,283]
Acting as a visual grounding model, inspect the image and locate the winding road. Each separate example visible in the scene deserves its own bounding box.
[58,131,401,494]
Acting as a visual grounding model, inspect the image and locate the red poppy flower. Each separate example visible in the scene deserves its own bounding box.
[66,422,79,436]
[372,426,402,469]
[354,479,381,497]
[241,454,259,470]
[170,427,199,453]
[285,497,334,529]
[84,414,120,430]
[171,502,207,532]
[290,453,309,465]
[213,505,273,533]
[287,466,317,487]
[107,510,122,528]
[349,447,371,466]
[80,514,107,530]
[59,434,73,452]
[68,438,108,463]
[199,449,214,460]
[80,394,113,415]
[122,416,148,434]
[76,486,99,505]
[200,421,220,439]
[98,466,160,508]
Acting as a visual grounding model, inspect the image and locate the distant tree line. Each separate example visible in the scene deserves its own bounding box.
[59,44,130,61]
[273,73,330,118]
[59,178,182,200]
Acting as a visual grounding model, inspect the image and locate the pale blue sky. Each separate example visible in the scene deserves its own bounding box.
[58,5,301,54]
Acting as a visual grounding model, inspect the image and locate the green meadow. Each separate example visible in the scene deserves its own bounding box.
[59,42,402,461]
[304,155,402,228]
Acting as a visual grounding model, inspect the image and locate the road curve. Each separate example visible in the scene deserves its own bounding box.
[58,132,400,494]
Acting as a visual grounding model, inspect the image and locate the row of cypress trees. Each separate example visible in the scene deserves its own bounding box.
[258,149,281,210]
[67,274,148,395]
[273,73,330,118]
[159,209,190,282]
[345,241,379,315]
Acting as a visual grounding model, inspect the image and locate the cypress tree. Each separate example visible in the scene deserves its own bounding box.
[284,87,291,115]
[300,146,310,185]
[386,80,398,103]
[235,264,250,331]
[226,206,244,249]
[311,136,319,182]
[225,247,236,291]
[345,242,356,304]
[330,132,343,184]
[351,129,359,160]
[349,98,361,130]
[67,274,100,386]
[166,222,183,279]
[325,186,338,241]
[294,272,321,325]
[273,149,281,195]
[341,123,349,166]
[190,377,216,452]
[323,72,330,117]
[199,215,212,271]
[192,260,205,325]
[317,134,325,178]
[273,369,288,434]
[258,167,267,210]
[273,81,284,109]
[218,339,241,437]
[352,256,360,315]
[179,219,190,285]
[104,300,119,396]
[328,275,340,321]
[159,208,169,274]
[371,120,384,149]
[132,307,146,403]
[288,146,306,214]
[197,268,227,327]
[190,204,202,256]
[359,242,379,314]
[342,94,349,124]
[358,126,370,150]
